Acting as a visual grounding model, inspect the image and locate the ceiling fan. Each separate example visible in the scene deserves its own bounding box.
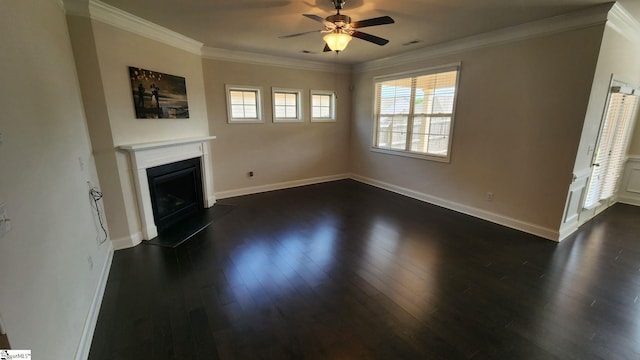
[279,0,394,52]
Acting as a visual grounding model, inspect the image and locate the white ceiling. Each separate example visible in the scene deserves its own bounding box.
[99,0,640,64]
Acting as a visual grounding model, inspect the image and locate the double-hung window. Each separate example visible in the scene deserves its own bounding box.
[373,64,460,162]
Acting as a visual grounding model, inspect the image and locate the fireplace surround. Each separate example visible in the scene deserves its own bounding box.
[120,136,216,240]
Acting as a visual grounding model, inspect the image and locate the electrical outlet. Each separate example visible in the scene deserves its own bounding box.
[0,203,11,238]
[248,171,254,177]
[486,192,494,202]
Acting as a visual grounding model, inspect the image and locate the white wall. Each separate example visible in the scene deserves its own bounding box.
[351,25,604,238]
[202,59,352,196]
[0,0,111,358]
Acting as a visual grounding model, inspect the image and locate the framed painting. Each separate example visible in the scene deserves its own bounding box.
[129,67,189,119]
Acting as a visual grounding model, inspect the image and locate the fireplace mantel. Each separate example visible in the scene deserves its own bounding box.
[120,136,216,241]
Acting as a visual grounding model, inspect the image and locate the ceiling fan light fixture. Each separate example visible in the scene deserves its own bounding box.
[323,32,352,52]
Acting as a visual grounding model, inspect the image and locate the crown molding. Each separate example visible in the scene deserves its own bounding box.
[65,0,203,55]
[607,2,640,42]
[201,46,351,73]
[355,3,612,73]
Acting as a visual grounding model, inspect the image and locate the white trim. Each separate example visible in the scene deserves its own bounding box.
[119,136,216,151]
[111,231,143,250]
[272,87,303,123]
[572,167,592,181]
[120,138,216,240]
[617,196,640,206]
[558,224,579,241]
[607,3,640,42]
[310,90,336,122]
[350,174,560,241]
[74,242,114,360]
[226,85,264,123]
[355,3,611,73]
[201,46,351,73]
[372,64,460,163]
[616,157,640,207]
[370,147,450,163]
[66,0,203,55]
[215,174,350,199]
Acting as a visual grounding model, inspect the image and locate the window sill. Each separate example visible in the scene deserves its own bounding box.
[370,147,450,163]
[273,119,303,123]
[228,119,264,124]
[311,118,336,123]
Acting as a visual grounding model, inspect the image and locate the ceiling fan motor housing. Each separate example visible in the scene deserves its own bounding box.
[326,14,351,28]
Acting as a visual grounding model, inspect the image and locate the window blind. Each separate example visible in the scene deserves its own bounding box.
[374,67,459,159]
[584,91,639,208]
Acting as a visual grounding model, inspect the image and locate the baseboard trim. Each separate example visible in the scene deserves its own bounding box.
[75,242,114,360]
[215,174,350,199]
[111,231,142,250]
[617,196,640,207]
[350,174,560,241]
[558,223,579,241]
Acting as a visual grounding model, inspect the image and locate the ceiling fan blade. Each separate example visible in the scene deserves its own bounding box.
[323,44,331,52]
[279,29,322,39]
[350,16,395,29]
[351,31,389,46]
[303,14,333,27]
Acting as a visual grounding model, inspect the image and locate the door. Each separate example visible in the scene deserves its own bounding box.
[582,83,639,222]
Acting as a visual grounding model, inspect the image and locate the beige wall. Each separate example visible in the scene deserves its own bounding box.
[202,59,351,194]
[67,17,211,246]
[351,26,603,231]
[0,0,110,357]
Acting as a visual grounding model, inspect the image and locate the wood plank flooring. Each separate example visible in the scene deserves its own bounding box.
[88,180,640,359]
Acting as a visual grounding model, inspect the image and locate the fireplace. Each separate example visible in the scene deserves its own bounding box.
[120,136,216,242]
[147,157,204,232]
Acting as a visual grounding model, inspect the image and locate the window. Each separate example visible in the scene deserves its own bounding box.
[226,85,263,123]
[272,88,302,122]
[373,64,460,162]
[311,90,336,122]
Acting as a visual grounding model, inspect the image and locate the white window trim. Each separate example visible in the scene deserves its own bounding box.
[310,90,336,122]
[226,84,263,123]
[272,87,303,123]
[371,62,461,163]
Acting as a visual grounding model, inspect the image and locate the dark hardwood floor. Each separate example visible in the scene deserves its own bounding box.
[88,180,640,359]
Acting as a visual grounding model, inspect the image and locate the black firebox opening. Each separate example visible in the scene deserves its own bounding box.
[147,157,204,233]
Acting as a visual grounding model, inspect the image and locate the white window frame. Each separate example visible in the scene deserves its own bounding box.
[372,63,461,163]
[272,87,303,123]
[310,90,336,122]
[226,85,263,123]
